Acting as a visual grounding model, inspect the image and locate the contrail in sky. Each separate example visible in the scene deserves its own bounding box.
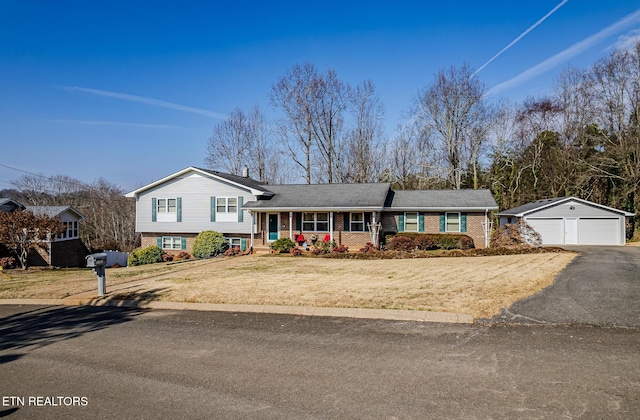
[476,0,569,75]
[60,86,227,119]
[487,8,640,96]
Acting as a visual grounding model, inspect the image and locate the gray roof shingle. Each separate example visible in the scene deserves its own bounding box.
[496,197,568,216]
[193,167,272,194]
[243,183,391,210]
[386,189,498,210]
[26,206,84,219]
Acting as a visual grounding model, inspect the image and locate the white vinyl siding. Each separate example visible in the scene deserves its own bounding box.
[135,171,255,234]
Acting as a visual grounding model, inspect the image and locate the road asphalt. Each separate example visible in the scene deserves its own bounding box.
[1,304,639,419]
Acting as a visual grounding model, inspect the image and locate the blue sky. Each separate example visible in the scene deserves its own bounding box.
[1,0,639,192]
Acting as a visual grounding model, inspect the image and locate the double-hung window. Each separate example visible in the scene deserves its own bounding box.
[302,212,329,232]
[446,213,460,232]
[162,236,182,250]
[404,212,419,232]
[350,213,365,232]
[157,198,177,222]
[216,197,237,213]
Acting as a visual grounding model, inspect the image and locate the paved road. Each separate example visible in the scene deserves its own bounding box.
[1,305,639,419]
[493,246,640,327]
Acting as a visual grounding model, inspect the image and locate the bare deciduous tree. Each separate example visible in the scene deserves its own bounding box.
[413,63,492,189]
[342,80,386,183]
[270,63,318,184]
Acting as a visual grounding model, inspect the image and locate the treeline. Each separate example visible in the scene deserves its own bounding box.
[206,42,640,230]
[3,42,638,250]
[1,176,138,252]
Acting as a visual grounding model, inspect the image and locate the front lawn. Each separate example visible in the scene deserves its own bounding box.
[0,252,576,318]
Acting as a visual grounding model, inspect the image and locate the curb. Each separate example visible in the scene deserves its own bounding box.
[0,298,474,324]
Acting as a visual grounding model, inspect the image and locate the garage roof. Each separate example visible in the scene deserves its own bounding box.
[498,197,635,217]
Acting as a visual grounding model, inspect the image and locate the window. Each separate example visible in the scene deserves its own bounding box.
[162,236,182,250]
[216,197,237,213]
[350,213,365,232]
[405,212,418,232]
[302,212,330,232]
[228,238,241,248]
[446,213,460,232]
[156,198,177,222]
[56,221,78,240]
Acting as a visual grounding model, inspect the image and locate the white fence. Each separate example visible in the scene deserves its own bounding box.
[104,250,129,267]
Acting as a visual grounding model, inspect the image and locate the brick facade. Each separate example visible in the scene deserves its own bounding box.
[142,211,489,253]
[255,211,491,250]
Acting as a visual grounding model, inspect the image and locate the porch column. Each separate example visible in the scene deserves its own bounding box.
[330,211,334,242]
[289,212,293,239]
[249,210,255,252]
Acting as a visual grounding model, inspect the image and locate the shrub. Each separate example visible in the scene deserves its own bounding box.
[174,251,191,261]
[224,246,242,257]
[435,235,459,250]
[162,253,174,262]
[270,237,296,253]
[128,245,164,266]
[359,242,377,253]
[192,230,228,258]
[332,244,349,253]
[0,256,16,269]
[414,236,437,250]
[309,240,335,255]
[458,235,475,250]
[387,236,414,251]
[289,248,303,256]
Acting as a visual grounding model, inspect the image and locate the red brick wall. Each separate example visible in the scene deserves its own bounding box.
[381,212,489,249]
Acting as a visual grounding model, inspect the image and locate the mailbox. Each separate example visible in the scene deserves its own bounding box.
[86,252,107,268]
[86,253,108,296]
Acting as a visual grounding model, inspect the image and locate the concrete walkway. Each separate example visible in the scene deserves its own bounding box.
[0,277,474,324]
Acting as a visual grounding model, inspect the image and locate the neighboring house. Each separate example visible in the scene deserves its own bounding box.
[0,199,89,267]
[497,197,635,246]
[125,167,499,252]
[25,206,89,267]
[0,198,25,212]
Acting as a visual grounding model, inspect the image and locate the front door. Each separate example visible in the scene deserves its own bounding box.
[268,214,279,241]
[565,218,578,245]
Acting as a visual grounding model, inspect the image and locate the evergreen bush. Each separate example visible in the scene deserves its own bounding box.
[128,245,164,266]
[270,237,296,253]
[192,230,228,258]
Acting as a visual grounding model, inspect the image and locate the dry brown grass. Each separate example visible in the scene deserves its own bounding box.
[0,252,576,318]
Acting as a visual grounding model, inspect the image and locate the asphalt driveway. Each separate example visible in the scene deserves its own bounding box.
[493,246,640,327]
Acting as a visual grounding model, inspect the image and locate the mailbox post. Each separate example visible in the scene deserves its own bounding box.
[86,253,108,296]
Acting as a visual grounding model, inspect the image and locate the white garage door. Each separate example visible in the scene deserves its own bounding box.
[526,218,563,245]
[578,218,620,245]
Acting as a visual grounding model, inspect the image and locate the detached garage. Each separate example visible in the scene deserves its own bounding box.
[497,197,634,246]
